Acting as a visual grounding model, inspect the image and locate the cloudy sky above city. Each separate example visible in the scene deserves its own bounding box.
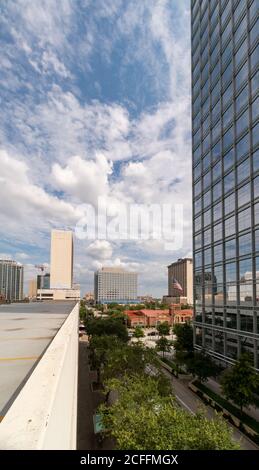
[0,0,192,296]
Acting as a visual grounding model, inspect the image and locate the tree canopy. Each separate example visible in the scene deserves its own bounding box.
[89,334,158,386]
[86,317,128,342]
[79,302,87,320]
[156,337,172,358]
[103,342,157,383]
[100,374,239,450]
[220,353,259,413]
[186,351,220,382]
[173,322,194,355]
[133,326,145,338]
[157,322,170,336]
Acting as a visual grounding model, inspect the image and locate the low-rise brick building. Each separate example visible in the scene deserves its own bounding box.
[126,305,193,328]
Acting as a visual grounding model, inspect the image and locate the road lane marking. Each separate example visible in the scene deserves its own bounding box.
[0,356,39,362]
[175,395,195,415]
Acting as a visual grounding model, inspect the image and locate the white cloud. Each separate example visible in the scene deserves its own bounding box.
[0,0,192,296]
[15,252,30,260]
[0,149,84,242]
[52,153,113,205]
[0,253,12,260]
[88,240,113,260]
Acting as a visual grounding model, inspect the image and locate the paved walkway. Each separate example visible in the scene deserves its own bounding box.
[77,338,114,450]
[207,377,259,422]
[77,342,258,450]
[161,367,258,450]
[77,339,101,450]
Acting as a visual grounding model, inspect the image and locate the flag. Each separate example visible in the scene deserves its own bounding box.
[172,277,183,293]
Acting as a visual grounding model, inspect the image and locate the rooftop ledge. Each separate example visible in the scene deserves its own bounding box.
[0,302,79,450]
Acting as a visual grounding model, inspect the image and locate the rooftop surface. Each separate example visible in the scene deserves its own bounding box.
[0,301,76,417]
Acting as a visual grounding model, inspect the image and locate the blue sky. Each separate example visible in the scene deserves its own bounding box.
[0,0,192,296]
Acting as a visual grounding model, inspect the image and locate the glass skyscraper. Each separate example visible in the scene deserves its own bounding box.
[191,0,259,369]
[0,260,24,301]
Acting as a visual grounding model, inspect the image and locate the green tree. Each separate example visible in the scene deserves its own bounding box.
[220,353,259,415]
[99,374,239,450]
[128,304,145,310]
[89,335,158,388]
[79,301,87,321]
[104,343,158,383]
[86,317,128,342]
[102,342,160,403]
[107,303,125,312]
[156,337,172,358]
[157,322,170,337]
[186,351,220,382]
[173,322,193,355]
[89,335,122,384]
[96,303,104,312]
[133,326,145,338]
[180,304,191,310]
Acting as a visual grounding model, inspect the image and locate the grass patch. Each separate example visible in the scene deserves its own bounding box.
[193,380,259,435]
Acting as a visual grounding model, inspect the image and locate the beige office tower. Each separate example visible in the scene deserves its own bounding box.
[168,258,193,305]
[50,230,73,289]
[28,279,37,298]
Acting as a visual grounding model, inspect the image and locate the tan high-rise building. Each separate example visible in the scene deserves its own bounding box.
[28,279,37,298]
[50,230,73,289]
[168,258,193,305]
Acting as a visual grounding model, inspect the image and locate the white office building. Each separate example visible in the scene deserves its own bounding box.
[94,267,138,304]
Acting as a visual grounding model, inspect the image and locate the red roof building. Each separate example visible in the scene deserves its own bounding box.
[126,305,193,328]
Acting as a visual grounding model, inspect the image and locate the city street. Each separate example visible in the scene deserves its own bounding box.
[161,367,258,451]
[206,377,259,423]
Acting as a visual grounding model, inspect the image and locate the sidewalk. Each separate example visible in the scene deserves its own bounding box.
[77,338,114,450]
[206,377,259,422]
[160,365,258,450]
[77,339,103,450]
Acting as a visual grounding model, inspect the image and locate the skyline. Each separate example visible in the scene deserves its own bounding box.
[0,0,258,455]
[0,0,192,297]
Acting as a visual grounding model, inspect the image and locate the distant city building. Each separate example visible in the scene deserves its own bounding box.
[50,230,73,289]
[94,267,138,304]
[37,273,50,290]
[37,288,80,301]
[169,304,193,325]
[126,305,193,328]
[191,1,259,368]
[126,309,171,327]
[37,230,80,301]
[28,279,37,298]
[137,295,154,303]
[167,258,193,305]
[84,292,94,302]
[163,295,189,306]
[0,260,24,301]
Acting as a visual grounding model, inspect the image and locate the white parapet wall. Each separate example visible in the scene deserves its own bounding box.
[0,302,79,450]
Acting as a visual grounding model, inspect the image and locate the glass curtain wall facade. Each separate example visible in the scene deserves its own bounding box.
[0,260,24,301]
[191,0,259,368]
[37,273,50,290]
